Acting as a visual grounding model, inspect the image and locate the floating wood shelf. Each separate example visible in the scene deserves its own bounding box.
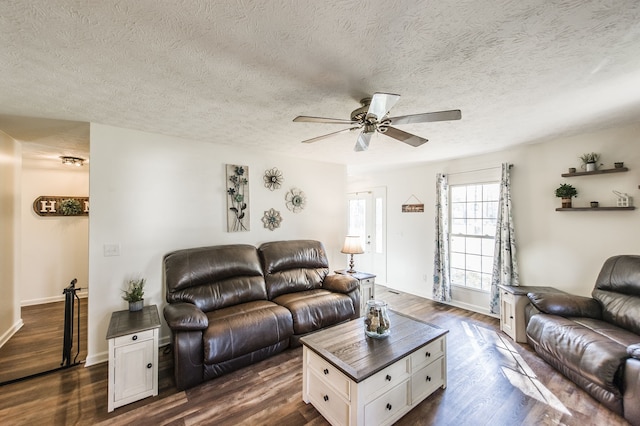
[561,167,628,177]
[555,207,636,211]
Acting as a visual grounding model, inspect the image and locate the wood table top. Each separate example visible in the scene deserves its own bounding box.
[106,305,161,339]
[300,310,448,383]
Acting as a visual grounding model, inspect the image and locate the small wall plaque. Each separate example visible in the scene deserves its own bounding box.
[33,196,89,217]
[401,194,424,213]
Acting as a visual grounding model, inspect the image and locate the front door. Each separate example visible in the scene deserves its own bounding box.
[347,187,386,283]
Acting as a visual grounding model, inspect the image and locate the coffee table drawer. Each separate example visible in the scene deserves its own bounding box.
[364,381,409,425]
[307,350,351,400]
[362,357,410,401]
[411,356,445,403]
[308,371,350,426]
[410,337,445,371]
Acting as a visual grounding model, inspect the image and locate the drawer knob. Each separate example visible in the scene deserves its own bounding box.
[132,335,138,341]
[426,375,431,382]
[385,374,391,381]
[425,351,431,357]
[386,403,392,410]
[323,395,329,402]
[147,363,152,369]
[323,368,329,375]
[509,316,514,319]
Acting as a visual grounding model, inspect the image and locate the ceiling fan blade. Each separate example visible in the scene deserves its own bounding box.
[367,92,401,120]
[293,115,358,125]
[354,131,373,151]
[301,126,360,144]
[388,109,461,125]
[382,126,428,147]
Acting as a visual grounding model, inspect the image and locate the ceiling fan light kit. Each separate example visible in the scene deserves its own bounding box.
[293,92,461,152]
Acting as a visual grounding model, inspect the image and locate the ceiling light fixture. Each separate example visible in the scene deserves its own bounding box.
[60,156,85,167]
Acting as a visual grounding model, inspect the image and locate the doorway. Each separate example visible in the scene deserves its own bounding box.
[347,187,387,283]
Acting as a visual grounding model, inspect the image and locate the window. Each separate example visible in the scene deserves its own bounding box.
[449,182,499,291]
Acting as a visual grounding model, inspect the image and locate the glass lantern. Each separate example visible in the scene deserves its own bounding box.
[364,300,391,338]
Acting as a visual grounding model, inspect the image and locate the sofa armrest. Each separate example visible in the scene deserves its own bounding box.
[527,292,602,319]
[164,303,208,331]
[624,357,640,424]
[323,274,359,294]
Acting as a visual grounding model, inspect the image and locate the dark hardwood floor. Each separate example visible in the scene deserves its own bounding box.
[0,287,629,425]
[0,298,87,384]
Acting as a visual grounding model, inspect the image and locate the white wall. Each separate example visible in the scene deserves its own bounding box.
[348,123,640,311]
[20,164,89,304]
[87,123,348,365]
[0,131,21,348]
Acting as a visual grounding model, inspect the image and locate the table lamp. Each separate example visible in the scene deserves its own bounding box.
[341,236,364,273]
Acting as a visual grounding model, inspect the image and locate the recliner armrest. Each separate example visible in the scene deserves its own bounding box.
[527,292,602,319]
[323,274,359,294]
[164,303,208,330]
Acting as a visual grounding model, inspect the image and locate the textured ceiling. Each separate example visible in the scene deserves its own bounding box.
[1,0,640,169]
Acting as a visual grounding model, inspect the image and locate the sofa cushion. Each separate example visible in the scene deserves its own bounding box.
[259,240,329,299]
[203,301,293,364]
[164,244,267,311]
[273,289,355,335]
[527,313,629,393]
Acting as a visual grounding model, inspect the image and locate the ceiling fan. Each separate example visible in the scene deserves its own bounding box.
[293,92,461,152]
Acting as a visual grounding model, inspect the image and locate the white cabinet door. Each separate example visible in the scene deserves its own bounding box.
[114,338,155,401]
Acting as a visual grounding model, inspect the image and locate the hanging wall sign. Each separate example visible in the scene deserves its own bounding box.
[33,196,89,217]
[401,194,424,213]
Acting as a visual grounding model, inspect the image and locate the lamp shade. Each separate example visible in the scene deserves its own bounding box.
[341,236,364,254]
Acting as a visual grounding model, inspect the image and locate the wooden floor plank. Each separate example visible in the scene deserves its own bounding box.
[0,286,630,425]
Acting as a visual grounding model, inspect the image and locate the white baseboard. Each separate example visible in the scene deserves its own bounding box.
[21,291,89,307]
[0,319,24,349]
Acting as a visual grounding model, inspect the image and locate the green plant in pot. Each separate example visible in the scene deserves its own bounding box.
[555,183,578,208]
[122,278,145,312]
[579,152,601,172]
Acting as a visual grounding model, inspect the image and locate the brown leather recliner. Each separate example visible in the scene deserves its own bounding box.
[525,255,640,425]
[163,240,359,390]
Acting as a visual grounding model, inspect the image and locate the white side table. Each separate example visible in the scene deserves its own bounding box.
[106,304,161,412]
[334,270,376,316]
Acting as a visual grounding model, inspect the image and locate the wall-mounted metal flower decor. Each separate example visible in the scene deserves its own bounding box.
[285,188,306,213]
[226,164,250,232]
[261,208,282,231]
[263,167,283,191]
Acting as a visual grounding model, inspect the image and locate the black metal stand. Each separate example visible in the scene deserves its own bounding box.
[61,278,82,367]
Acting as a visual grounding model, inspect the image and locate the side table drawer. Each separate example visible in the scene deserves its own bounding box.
[410,337,445,371]
[308,371,350,426]
[113,329,155,347]
[307,350,351,400]
[364,381,409,425]
[411,356,445,404]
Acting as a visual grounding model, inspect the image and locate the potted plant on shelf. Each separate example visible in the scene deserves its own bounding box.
[122,278,145,312]
[555,183,578,208]
[579,152,601,172]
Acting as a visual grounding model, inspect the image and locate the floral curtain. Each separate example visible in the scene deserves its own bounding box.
[489,163,519,314]
[433,173,451,302]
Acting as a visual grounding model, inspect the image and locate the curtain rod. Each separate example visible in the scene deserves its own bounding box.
[446,164,513,176]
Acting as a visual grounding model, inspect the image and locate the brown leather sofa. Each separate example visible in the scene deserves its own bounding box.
[162,240,359,390]
[525,255,640,425]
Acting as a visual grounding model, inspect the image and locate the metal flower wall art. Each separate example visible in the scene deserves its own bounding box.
[263,167,283,191]
[226,164,250,232]
[261,208,282,231]
[285,187,306,213]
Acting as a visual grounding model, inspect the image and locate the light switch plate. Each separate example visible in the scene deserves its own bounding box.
[103,243,120,257]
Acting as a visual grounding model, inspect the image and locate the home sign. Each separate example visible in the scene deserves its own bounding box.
[33,196,89,217]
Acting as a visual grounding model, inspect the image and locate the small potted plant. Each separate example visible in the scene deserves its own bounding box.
[122,278,145,312]
[579,152,601,172]
[555,183,578,208]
